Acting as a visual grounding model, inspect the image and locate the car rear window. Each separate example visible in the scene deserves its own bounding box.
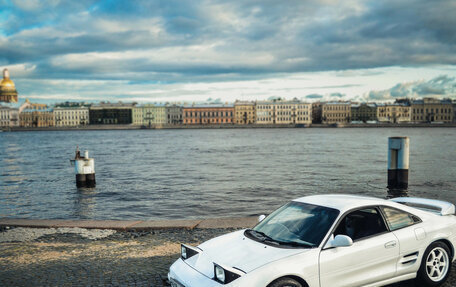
[382,207,420,231]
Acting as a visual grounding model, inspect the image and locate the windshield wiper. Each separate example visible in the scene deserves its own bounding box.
[246,229,278,244]
[246,229,313,248]
[273,240,315,248]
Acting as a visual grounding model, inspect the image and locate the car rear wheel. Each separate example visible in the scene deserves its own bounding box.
[268,277,303,287]
[416,242,451,287]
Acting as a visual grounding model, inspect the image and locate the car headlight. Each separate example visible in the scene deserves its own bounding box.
[214,264,226,283]
[181,244,200,260]
[213,263,245,284]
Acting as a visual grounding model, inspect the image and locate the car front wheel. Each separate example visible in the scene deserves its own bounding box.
[268,277,303,287]
[416,242,451,287]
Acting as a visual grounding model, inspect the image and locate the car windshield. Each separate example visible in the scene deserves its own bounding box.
[248,201,339,248]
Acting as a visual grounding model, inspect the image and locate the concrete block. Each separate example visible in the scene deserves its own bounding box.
[196,217,258,229]
[129,220,202,230]
[0,218,63,228]
[52,220,143,230]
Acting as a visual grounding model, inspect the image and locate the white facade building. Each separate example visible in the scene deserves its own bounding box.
[132,104,167,126]
[256,99,312,125]
[0,104,19,127]
[54,107,89,127]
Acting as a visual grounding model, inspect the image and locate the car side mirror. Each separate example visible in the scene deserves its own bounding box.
[258,214,266,222]
[324,235,353,249]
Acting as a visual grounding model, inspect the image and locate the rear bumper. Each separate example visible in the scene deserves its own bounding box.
[168,258,222,287]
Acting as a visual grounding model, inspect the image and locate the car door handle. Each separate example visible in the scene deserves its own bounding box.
[385,241,397,249]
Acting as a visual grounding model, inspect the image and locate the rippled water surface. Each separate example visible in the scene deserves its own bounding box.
[1,128,455,220]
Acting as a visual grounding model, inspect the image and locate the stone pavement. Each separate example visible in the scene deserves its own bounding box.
[1,219,456,287]
[0,227,235,287]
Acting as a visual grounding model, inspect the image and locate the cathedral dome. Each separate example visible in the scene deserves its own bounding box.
[1,78,16,89]
[0,68,18,103]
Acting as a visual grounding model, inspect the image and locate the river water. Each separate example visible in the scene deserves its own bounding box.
[0,128,455,220]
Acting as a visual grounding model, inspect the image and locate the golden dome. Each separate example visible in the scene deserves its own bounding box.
[0,68,18,103]
[1,78,16,89]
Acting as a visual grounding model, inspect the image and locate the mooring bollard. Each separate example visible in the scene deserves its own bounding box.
[71,146,96,188]
[387,137,409,197]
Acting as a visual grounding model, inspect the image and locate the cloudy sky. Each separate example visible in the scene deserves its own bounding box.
[1,0,455,104]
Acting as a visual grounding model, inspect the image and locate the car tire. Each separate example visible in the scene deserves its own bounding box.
[268,277,303,287]
[416,242,452,287]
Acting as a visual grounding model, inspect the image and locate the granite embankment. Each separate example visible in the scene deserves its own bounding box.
[2,122,456,132]
[1,218,455,287]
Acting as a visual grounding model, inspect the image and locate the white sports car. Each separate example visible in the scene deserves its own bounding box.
[168,194,456,287]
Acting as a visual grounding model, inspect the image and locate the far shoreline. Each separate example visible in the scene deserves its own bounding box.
[2,122,456,132]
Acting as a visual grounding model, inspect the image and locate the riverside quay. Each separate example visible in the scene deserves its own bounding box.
[1,98,455,129]
[1,68,456,128]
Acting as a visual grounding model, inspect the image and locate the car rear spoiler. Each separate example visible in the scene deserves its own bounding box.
[390,197,456,216]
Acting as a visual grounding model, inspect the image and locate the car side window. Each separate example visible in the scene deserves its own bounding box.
[334,208,388,241]
[381,207,420,231]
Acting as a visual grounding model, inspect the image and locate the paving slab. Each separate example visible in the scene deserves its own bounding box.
[0,217,258,230]
[52,220,144,230]
[129,220,202,230]
[0,218,64,228]
[196,217,258,229]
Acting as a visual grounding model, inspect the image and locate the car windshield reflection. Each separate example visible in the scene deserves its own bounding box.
[246,201,339,248]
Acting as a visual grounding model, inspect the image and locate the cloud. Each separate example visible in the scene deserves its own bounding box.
[2,1,456,73]
[367,75,456,101]
[330,93,345,98]
[0,0,455,102]
[305,94,323,99]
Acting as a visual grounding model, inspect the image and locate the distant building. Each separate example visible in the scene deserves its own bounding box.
[377,103,411,123]
[454,100,456,123]
[410,98,453,123]
[0,104,19,127]
[20,100,54,127]
[132,104,166,127]
[89,102,135,125]
[256,99,311,125]
[54,106,89,127]
[182,105,234,124]
[311,102,323,124]
[0,69,18,103]
[256,101,274,124]
[165,104,183,125]
[351,103,377,122]
[322,102,351,124]
[234,101,256,124]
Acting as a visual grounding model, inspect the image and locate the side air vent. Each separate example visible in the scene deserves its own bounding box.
[400,251,419,265]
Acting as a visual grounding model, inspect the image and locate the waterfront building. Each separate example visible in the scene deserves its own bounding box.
[311,102,323,124]
[256,101,274,124]
[321,102,351,124]
[256,99,312,125]
[351,103,378,122]
[19,100,54,127]
[234,101,256,124]
[182,104,234,124]
[377,103,411,123]
[54,106,89,127]
[0,104,19,127]
[132,106,142,125]
[132,104,166,127]
[166,104,183,125]
[89,102,135,125]
[410,98,453,123]
[454,100,456,123]
[0,69,18,103]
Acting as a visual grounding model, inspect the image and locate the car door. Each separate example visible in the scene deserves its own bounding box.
[319,207,399,287]
[381,206,424,277]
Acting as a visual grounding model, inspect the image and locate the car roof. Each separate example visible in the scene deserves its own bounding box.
[293,194,392,213]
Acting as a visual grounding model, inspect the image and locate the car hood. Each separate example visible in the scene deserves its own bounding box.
[184,230,308,278]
